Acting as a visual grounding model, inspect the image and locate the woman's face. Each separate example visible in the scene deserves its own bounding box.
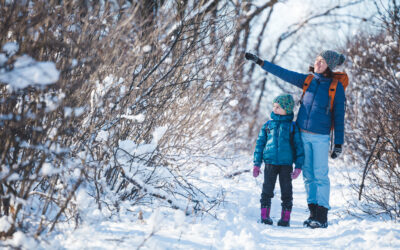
[314,56,328,73]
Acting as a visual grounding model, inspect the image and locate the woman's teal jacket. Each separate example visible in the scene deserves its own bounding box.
[254,112,304,169]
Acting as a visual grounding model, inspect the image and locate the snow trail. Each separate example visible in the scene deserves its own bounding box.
[41,156,400,249]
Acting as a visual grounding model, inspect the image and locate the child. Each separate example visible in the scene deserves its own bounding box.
[253,94,304,227]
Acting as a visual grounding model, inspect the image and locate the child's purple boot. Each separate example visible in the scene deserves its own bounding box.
[261,207,273,225]
[277,208,291,227]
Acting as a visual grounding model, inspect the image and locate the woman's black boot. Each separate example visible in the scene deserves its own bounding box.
[303,203,317,227]
[309,205,328,229]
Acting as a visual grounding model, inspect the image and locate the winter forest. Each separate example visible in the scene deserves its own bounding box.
[0,0,399,249]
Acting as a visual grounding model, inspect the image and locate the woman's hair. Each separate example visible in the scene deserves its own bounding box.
[309,66,334,78]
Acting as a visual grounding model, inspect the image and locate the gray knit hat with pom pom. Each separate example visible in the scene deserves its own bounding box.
[319,50,345,70]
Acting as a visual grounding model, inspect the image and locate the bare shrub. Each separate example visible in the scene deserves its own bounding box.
[343,0,400,220]
[0,1,236,237]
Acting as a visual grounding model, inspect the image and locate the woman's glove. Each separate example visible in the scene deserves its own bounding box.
[291,168,302,179]
[331,144,342,159]
[245,52,263,66]
[253,166,261,177]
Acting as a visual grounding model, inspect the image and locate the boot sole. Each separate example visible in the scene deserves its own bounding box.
[309,222,328,229]
[259,219,273,225]
[261,221,273,225]
[277,220,290,227]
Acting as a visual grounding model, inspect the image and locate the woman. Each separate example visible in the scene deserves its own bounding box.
[245,50,346,229]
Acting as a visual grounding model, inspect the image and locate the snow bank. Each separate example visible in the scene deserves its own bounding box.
[5,231,38,249]
[0,216,12,233]
[3,42,18,56]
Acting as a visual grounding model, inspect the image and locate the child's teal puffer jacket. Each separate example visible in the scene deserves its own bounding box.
[254,112,304,169]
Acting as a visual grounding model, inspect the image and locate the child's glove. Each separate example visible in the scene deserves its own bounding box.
[253,166,261,177]
[245,52,263,66]
[331,144,342,159]
[291,168,302,179]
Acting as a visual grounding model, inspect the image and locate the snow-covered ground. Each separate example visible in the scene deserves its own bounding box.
[19,156,399,250]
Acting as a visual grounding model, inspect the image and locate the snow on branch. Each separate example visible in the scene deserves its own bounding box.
[0,42,59,89]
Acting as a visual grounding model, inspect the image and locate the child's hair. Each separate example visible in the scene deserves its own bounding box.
[309,66,334,78]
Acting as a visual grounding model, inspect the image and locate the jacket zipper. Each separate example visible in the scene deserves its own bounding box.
[276,120,280,163]
[306,80,320,129]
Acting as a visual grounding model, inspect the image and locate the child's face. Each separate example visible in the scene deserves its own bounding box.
[273,103,287,115]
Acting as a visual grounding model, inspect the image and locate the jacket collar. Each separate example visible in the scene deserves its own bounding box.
[270,112,294,121]
[313,73,331,82]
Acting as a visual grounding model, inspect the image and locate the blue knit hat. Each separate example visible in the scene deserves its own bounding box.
[319,50,345,70]
[273,94,294,114]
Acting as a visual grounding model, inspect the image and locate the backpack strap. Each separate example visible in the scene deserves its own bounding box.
[329,78,339,112]
[301,74,314,102]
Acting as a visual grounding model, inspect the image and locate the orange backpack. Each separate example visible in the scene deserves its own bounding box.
[301,72,349,112]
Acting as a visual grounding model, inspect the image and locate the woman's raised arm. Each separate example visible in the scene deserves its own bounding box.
[245,52,308,89]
